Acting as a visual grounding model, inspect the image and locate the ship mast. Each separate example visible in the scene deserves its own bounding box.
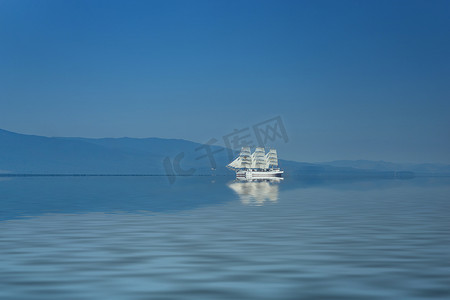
[266,149,278,168]
[240,147,252,169]
[252,147,266,169]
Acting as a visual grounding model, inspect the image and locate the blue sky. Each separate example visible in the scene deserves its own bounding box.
[1,0,449,163]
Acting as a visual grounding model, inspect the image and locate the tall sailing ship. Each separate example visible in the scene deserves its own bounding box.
[227,147,284,180]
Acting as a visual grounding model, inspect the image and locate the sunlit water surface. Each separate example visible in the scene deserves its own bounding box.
[1,176,449,299]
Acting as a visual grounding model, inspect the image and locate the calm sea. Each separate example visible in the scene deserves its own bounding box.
[1,176,449,299]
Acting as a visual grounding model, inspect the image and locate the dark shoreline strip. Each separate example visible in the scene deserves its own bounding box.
[0,174,227,177]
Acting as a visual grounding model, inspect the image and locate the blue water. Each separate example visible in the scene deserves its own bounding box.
[1,176,449,299]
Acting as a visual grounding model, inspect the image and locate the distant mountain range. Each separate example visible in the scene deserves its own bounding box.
[1,129,449,177]
[317,160,450,176]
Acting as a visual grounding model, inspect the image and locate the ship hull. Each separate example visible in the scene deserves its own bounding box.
[236,169,284,180]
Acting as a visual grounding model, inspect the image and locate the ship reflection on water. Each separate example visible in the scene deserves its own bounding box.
[227,178,283,206]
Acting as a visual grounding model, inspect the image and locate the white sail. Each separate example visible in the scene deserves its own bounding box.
[227,147,252,169]
[266,149,278,168]
[240,146,252,168]
[227,156,242,169]
[252,147,266,169]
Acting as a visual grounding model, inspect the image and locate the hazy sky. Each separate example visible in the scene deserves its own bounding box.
[1,0,449,163]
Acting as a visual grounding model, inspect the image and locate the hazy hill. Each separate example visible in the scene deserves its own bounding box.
[0,129,213,174]
[1,128,446,177]
[319,160,450,176]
